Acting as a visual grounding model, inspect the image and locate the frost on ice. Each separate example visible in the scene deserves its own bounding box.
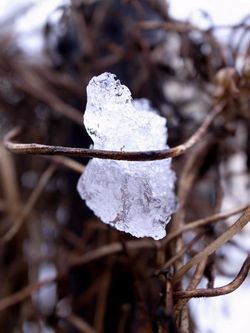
[77,73,176,240]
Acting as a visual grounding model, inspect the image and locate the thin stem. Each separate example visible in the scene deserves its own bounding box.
[0,275,60,312]
[174,254,250,298]
[0,206,245,311]
[3,102,224,161]
[1,164,56,243]
[160,232,204,272]
[174,259,207,315]
[69,239,156,267]
[162,203,249,245]
[172,207,250,284]
[64,314,96,333]
[45,156,84,173]
[0,239,155,312]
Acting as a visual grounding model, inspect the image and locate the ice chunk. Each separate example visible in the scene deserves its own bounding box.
[77,73,176,240]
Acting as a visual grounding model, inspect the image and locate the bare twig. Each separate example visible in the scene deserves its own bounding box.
[167,134,214,331]
[165,277,174,317]
[3,102,224,161]
[0,195,247,314]
[0,275,59,312]
[174,259,207,315]
[160,232,205,272]
[173,207,250,284]
[138,19,250,33]
[0,146,20,217]
[65,314,96,333]
[162,203,249,245]
[0,239,155,312]
[13,66,83,125]
[69,239,156,267]
[94,269,111,333]
[45,156,84,174]
[1,164,56,243]
[174,255,250,298]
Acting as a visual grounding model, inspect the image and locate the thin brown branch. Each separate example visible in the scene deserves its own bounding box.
[1,164,56,243]
[174,254,250,299]
[0,199,6,212]
[0,240,155,312]
[167,133,214,331]
[138,21,198,33]
[173,207,250,284]
[165,277,174,317]
[0,275,60,312]
[0,209,248,313]
[12,65,83,125]
[65,314,96,333]
[69,239,156,267]
[138,19,250,33]
[94,270,111,333]
[0,169,244,316]
[45,156,84,174]
[174,259,207,315]
[0,145,20,217]
[160,232,205,272]
[3,102,224,161]
[162,203,249,245]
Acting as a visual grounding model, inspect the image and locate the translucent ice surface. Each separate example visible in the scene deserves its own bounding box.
[77,73,176,240]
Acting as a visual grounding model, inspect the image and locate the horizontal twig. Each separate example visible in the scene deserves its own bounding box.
[3,102,224,161]
[138,20,250,33]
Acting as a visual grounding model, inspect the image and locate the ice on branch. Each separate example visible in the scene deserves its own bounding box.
[77,73,176,240]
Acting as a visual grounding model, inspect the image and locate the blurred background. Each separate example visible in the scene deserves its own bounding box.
[0,1,249,332]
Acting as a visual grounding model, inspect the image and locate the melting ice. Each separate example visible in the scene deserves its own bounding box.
[77,73,176,240]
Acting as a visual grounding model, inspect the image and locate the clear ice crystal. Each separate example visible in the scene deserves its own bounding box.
[77,73,176,240]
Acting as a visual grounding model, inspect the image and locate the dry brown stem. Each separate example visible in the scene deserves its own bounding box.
[173,207,250,284]
[174,254,250,299]
[3,102,224,161]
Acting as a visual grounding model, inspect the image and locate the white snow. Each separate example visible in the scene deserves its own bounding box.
[168,0,249,27]
[190,274,250,333]
[32,262,57,315]
[0,0,70,57]
[77,73,176,239]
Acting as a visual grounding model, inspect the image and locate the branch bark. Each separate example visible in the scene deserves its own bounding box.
[3,103,224,161]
